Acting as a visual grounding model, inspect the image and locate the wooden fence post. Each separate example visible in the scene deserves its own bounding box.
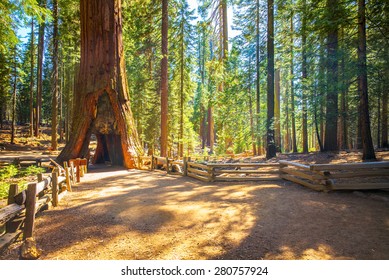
[6,184,19,233]
[52,170,59,207]
[166,157,170,174]
[69,161,76,184]
[183,157,188,176]
[209,167,215,182]
[75,159,81,182]
[63,162,72,192]
[23,183,37,239]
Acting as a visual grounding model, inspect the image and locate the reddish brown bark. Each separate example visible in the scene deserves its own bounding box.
[160,0,169,157]
[57,0,142,168]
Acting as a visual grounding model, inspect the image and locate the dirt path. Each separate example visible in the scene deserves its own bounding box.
[2,165,389,260]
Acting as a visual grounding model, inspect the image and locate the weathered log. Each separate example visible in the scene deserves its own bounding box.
[214,176,281,182]
[208,162,280,168]
[187,162,209,170]
[319,170,389,179]
[214,169,280,175]
[187,167,210,177]
[0,204,25,225]
[280,167,324,181]
[310,161,389,171]
[188,172,210,182]
[280,174,326,191]
[278,160,310,170]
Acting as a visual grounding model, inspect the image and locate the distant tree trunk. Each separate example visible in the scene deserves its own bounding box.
[59,62,64,142]
[357,0,376,160]
[248,58,257,155]
[266,0,276,159]
[10,53,17,145]
[35,0,46,137]
[256,0,261,154]
[284,78,290,153]
[339,28,348,150]
[57,0,142,167]
[290,11,297,153]
[51,0,59,150]
[324,0,339,152]
[301,1,308,154]
[275,69,281,152]
[178,20,184,157]
[160,0,169,157]
[222,0,228,60]
[29,19,35,137]
[207,105,214,153]
[377,86,381,148]
[382,74,388,148]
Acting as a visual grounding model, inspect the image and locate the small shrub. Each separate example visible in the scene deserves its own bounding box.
[0,165,45,200]
[0,165,18,180]
[19,165,46,177]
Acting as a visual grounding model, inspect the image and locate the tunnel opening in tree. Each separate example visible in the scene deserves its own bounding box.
[56,0,142,168]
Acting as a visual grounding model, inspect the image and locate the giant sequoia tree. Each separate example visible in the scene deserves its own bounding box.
[57,0,142,168]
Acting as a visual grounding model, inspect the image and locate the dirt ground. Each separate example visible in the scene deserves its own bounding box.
[1,164,389,260]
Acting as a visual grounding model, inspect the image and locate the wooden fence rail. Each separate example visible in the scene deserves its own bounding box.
[150,157,388,191]
[0,158,88,258]
[279,160,389,191]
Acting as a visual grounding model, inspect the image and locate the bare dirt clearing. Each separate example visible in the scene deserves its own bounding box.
[1,165,389,260]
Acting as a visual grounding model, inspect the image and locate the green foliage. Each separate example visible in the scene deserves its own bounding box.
[0,164,45,199]
[0,165,19,181]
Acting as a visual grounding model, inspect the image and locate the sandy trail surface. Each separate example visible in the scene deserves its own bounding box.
[1,165,389,260]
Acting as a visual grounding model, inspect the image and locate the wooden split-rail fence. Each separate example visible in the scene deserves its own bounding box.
[141,155,389,190]
[0,158,88,257]
[279,160,389,191]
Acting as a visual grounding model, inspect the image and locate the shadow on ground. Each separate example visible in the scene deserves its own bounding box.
[2,165,388,260]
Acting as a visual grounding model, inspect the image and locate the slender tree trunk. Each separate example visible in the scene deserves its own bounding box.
[207,105,214,153]
[10,54,17,145]
[284,75,290,153]
[338,28,348,150]
[275,69,281,152]
[357,0,376,160]
[301,1,308,153]
[290,11,297,153]
[324,0,339,152]
[35,0,46,137]
[266,0,276,159]
[179,20,184,157]
[59,61,64,142]
[51,0,59,150]
[256,0,261,154]
[57,0,142,167]
[248,58,257,155]
[222,0,228,60]
[160,0,169,157]
[377,88,381,148]
[382,73,388,148]
[29,19,35,137]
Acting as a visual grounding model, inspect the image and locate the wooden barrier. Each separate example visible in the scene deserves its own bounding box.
[0,160,77,256]
[279,160,389,191]
[187,162,211,182]
[208,162,280,182]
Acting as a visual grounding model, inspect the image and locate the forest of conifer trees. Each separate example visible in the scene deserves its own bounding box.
[0,0,388,161]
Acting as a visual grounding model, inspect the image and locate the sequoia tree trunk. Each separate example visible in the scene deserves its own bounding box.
[57,0,142,168]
